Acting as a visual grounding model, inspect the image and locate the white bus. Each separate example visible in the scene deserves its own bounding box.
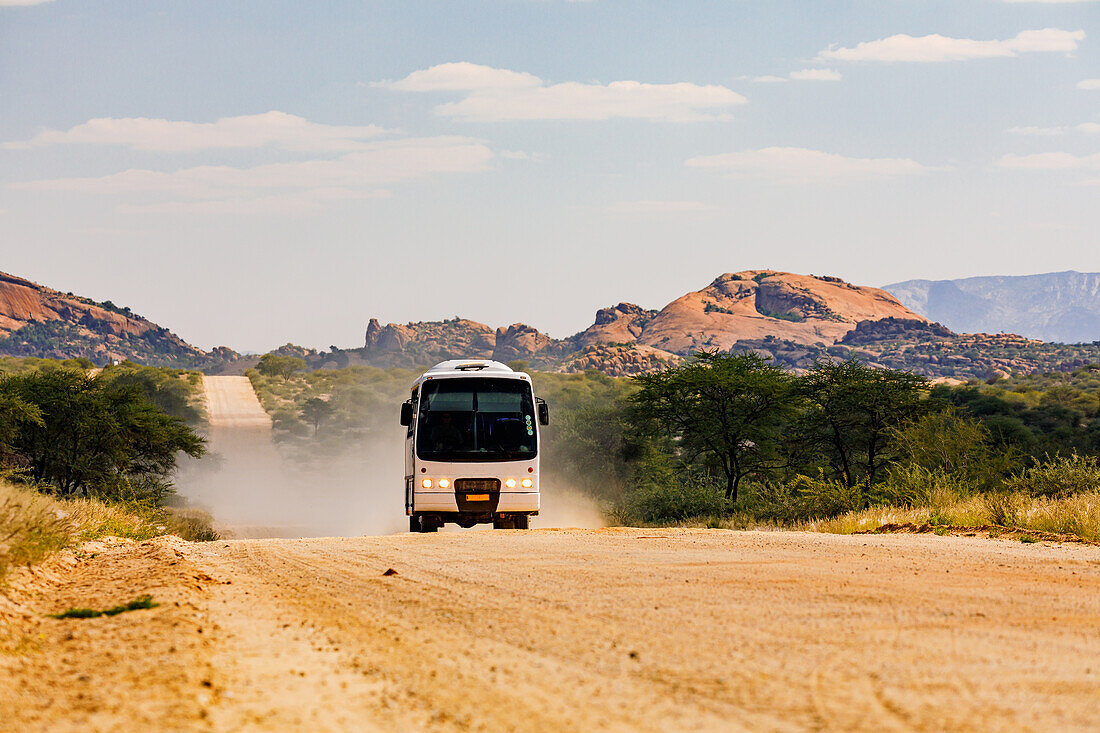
[400,360,548,533]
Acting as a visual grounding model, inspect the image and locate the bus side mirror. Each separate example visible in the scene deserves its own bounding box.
[400,401,413,427]
[537,400,549,426]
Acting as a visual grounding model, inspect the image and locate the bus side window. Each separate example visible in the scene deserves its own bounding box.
[406,387,418,438]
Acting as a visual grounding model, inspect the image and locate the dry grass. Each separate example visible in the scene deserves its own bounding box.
[800,491,1100,541]
[0,480,217,582]
[0,481,73,581]
[661,490,1100,543]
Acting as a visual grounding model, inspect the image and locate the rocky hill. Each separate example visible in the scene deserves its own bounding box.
[0,271,204,365]
[357,271,929,375]
[9,266,1100,380]
[885,271,1100,344]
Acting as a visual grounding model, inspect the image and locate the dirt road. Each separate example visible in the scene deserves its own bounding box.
[2,529,1098,732]
[201,376,272,429]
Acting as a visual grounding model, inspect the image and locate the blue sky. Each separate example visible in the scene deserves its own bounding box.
[1,0,1097,351]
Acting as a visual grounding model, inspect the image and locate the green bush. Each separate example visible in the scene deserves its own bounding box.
[740,474,866,522]
[791,473,866,519]
[738,480,800,522]
[621,478,729,523]
[1006,453,1100,498]
[877,463,977,507]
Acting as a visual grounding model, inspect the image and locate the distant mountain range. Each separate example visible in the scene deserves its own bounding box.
[884,271,1100,344]
[6,267,1100,380]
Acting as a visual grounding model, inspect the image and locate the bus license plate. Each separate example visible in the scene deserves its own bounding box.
[465,494,490,501]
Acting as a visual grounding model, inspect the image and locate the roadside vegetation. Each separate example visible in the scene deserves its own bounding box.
[247,363,415,459]
[0,358,213,580]
[244,349,1100,542]
[546,355,1100,542]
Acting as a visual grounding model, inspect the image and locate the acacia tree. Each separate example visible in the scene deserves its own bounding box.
[798,360,930,487]
[630,351,800,501]
[0,391,42,454]
[0,369,205,497]
[257,354,306,382]
[300,397,335,434]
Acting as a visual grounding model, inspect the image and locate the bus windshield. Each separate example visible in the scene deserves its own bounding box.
[416,378,538,462]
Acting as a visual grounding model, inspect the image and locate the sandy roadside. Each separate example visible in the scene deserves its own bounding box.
[2,528,1099,732]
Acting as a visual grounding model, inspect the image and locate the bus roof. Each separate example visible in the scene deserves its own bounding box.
[412,360,531,389]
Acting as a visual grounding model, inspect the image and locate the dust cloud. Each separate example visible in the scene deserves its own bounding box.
[175,427,408,538]
[175,426,605,538]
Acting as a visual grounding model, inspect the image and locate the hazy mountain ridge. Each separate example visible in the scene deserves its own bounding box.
[885,271,1100,344]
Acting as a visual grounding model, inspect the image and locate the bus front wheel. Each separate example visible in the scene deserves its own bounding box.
[410,515,440,533]
[493,515,530,530]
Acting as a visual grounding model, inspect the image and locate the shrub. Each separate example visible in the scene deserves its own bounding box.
[984,491,1031,527]
[741,474,866,522]
[739,480,799,522]
[622,478,729,523]
[877,463,977,508]
[791,473,866,519]
[1006,453,1100,499]
[891,409,1012,490]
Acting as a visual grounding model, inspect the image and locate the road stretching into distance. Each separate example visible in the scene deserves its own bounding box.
[201,375,273,429]
[0,377,1097,731]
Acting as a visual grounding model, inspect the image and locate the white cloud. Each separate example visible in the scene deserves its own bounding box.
[0,0,55,5]
[12,137,494,203]
[3,111,388,153]
[373,62,541,92]
[819,28,1084,63]
[1078,123,1100,134]
[752,76,789,84]
[789,68,842,81]
[376,62,747,122]
[998,152,1100,169]
[685,147,939,183]
[607,200,716,214]
[1079,79,1100,90]
[1007,126,1067,135]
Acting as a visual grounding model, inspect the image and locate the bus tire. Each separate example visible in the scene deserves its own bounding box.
[513,515,530,530]
[493,516,513,530]
[411,515,439,533]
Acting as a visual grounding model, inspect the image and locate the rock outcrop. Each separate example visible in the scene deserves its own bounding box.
[0,271,204,365]
[356,270,931,376]
[573,303,659,348]
[636,271,924,355]
[561,343,681,376]
[362,317,570,369]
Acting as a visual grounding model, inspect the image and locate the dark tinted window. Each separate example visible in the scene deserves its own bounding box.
[416,378,537,461]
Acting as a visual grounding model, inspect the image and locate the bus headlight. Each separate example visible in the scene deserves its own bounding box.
[421,478,433,489]
[438,478,450,489]
[521,478,534,489]
[504,478,517,489]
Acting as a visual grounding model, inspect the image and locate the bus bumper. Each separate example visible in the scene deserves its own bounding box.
[412,491,540,513]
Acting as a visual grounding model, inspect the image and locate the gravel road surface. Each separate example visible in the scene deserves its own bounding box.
[3,529,1098,731]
